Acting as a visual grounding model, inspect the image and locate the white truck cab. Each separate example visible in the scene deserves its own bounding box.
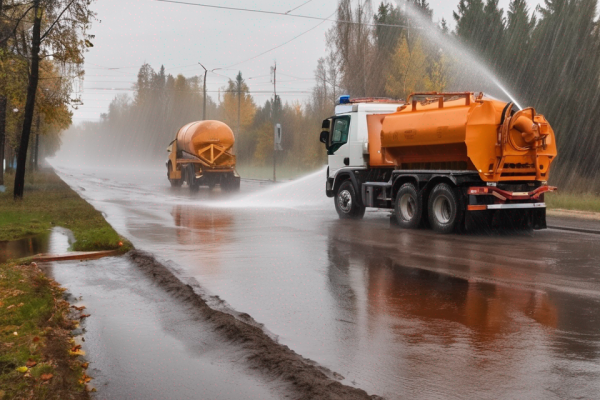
[324,96,404,178]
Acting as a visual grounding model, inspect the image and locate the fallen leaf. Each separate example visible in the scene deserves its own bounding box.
[26,360,37,368]
[80,314,91,319]
[71,305,86,311]
[13,331,18,336]
[81,362,89,369]
[71,344,82,352]
[79,373,92,384]
[69,349,86,357]
[40,373,53,381]
[6,305,14,310]
[16,366,28,373]
[33,337,40,343]
[17,303,24,307]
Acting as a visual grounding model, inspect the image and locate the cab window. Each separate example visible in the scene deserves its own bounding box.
[329,117,350,155]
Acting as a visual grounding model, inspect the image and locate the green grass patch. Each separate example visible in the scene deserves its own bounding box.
[546,192,600,213]
[0,170,131,252]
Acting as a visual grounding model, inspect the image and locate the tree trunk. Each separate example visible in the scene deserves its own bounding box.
[13,0,41,200]
[0,96,6,186]
[31,115,40,170]
[0,0,7,186]
[34,133,39,171]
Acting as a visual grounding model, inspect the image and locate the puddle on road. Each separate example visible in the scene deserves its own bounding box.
[0,231,51,263]
[0,227,75,263]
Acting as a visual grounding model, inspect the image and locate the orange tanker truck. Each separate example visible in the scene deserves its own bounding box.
[319,92,557,233]
[167,120,240,191]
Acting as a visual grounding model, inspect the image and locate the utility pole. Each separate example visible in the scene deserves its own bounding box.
[272,61,277,182]
[237,75,241,138]
[199,63,208,120]
[199,63,221,121]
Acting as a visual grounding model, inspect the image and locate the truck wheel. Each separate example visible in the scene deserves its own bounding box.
[168,162,182,187]
[428,183,462,234]
[187,166,199,191]
[394,183,422,229]
[222,175,240,192]
[335,180,365,220]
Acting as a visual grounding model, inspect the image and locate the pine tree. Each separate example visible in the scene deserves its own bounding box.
[501,0,535,86]
[453,0,486,52]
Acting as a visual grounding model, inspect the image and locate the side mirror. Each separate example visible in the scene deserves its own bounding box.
[322,119,331,130]
[320,131,330,147]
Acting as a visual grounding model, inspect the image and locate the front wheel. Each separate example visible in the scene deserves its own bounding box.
[335,180,365,220]
[428,183,464,234]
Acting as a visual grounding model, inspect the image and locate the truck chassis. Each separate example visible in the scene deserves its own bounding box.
[326,167,554,233]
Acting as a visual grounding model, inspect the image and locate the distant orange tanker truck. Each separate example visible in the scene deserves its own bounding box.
[167,120,240,191]
[320,92,557,233]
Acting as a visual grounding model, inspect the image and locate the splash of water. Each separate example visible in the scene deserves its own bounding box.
[398,1,524,109]
[210,167,331,210]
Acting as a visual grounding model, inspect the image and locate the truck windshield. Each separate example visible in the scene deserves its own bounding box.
[329,116,350,155]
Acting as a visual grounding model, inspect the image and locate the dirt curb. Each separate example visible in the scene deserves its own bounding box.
[128,250,382,400]
[547,209,600,221]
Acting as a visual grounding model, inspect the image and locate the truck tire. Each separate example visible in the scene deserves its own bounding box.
[168,162,182,187]
[394,183,422,229]
[428,183,463,234]
[187,166,199,191]
[335,180,365,220]
[222,175,240,192]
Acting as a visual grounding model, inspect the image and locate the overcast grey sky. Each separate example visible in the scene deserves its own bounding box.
[73,0,545,122]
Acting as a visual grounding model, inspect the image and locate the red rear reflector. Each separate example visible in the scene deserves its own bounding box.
[467,205,487,211]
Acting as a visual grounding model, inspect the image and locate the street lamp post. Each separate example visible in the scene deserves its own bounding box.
[198,62,221,121]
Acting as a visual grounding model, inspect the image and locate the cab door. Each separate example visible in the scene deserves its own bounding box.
[328,115,351,176]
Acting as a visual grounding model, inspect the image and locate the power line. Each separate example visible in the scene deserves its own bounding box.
[285,0,314,14]
[151,0,411,29]
[219,10,335,70]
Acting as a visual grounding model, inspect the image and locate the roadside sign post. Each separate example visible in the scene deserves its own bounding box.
[273,123,282,182]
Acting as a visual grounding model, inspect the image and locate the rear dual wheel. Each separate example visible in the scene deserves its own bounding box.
[221,175,241,192]
[168,162,182,187]
[428,183,464,234]
[186,166,199,191]
[394,183,422,229]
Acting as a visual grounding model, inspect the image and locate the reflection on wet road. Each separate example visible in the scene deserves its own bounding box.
[53,165,600,399]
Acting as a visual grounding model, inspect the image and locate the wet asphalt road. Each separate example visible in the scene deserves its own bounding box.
[52,164,600,400]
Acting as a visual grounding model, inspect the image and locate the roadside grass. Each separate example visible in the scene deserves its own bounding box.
[0,170,131,252]
[0,262,89,400]
[546,191,600,213]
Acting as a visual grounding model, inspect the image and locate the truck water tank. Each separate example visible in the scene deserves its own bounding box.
[176,120,235,156]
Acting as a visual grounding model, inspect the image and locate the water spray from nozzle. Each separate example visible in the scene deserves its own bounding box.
[397,1,523,109]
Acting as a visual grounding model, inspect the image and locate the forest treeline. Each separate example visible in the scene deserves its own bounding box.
[58,1,600,190]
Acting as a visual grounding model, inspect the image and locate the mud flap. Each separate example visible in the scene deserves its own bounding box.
[533,208,547,230]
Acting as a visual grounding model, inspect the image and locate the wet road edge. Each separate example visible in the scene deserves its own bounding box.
[127,250,383,400]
